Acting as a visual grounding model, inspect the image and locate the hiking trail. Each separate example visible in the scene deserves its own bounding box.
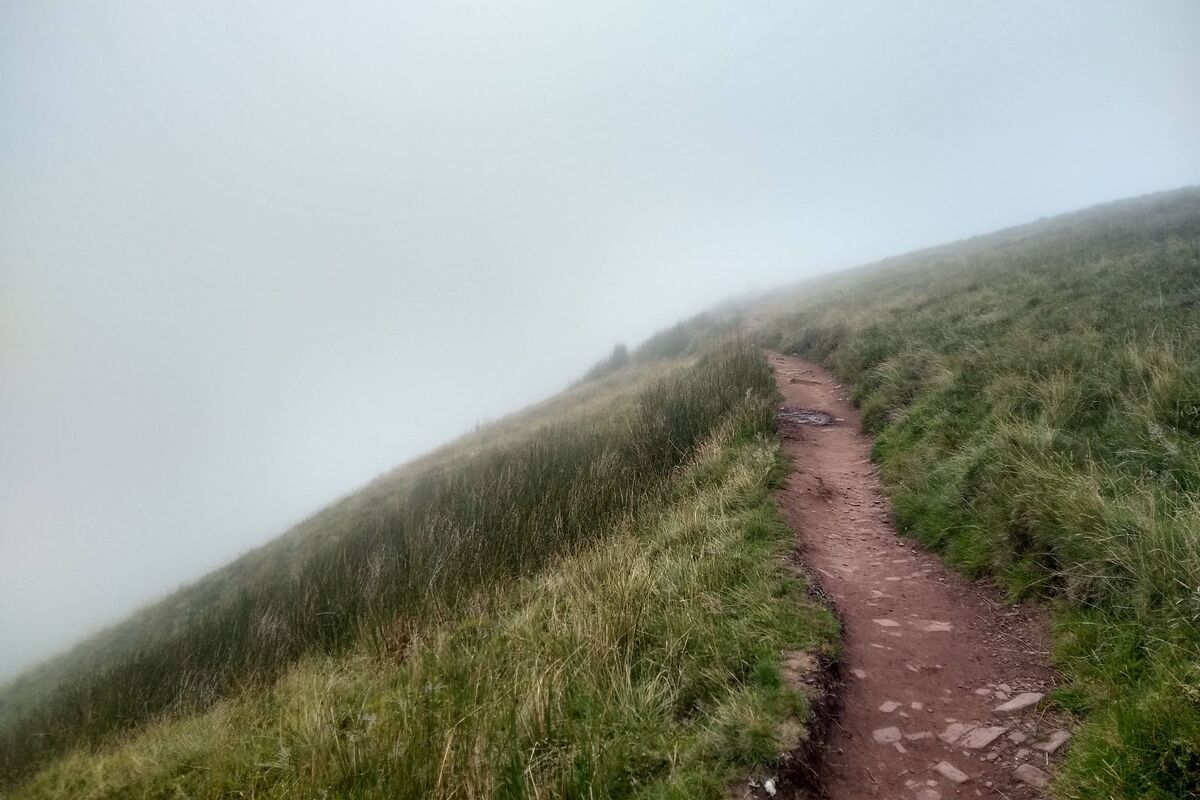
[769,352,1071,800]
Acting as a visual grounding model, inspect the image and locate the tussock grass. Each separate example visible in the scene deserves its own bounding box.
[1,335,837,796]
[754,187,1200,798]
[5,349,836,798]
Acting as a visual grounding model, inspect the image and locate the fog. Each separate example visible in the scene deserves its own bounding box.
[2,1,1198,680]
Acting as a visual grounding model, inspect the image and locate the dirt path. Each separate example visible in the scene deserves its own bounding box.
[769,353,1070,800]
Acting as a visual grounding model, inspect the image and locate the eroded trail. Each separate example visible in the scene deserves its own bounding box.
[769,353,1069,800]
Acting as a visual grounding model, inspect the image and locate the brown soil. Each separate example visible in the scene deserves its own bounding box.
[769,352,1068,800]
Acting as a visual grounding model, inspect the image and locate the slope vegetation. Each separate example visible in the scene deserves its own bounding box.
[0,331,837,797]
[754,187,1200,798]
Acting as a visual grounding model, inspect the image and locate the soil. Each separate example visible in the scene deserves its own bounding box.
[769,352,1068,800]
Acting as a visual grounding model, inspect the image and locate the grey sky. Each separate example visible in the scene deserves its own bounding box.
[2,1,1198,680]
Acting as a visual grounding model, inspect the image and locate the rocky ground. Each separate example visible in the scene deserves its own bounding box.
[767,352,1072,800]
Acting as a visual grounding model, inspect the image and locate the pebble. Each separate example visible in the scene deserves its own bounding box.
[934,760,970,784]
[872,618,900,627]
[958,726,1007,749]
[1033,729,1072,753]
[994,692,1043,712]
[1013,763,1050,788]
[872,726,903,744]
[939,722,974,744]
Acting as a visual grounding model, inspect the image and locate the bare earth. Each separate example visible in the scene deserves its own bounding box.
[769,352,1070,800]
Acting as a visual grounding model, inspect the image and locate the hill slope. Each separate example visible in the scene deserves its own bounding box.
[753,186,1200,798]
[0,331,838,797]
[5,187,1199,798]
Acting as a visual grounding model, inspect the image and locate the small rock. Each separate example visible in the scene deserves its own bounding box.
[851,668,868,679]
[920,620,953,632]
[973,687,992,696]
[1013,764,1050,788]
[872,726,903,744]
[911,701,925,711]
[934,760,970,784]
[1033,730,1072,754]
[916,790,941,800]
[939,722,975,744]
[763,778,777,796]
[1015,747,1031,760]
[873,618,901,627]
[958,726,1007,749]
[1007,731,1027,744]
[995,692,1043,713]
[879,700,901,713]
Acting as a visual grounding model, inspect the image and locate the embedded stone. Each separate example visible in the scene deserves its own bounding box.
[939,722,975,744]
[872,726,903,744]
[958,726,1007,749]
[1033,729,1072,754]
[934,760,970,784]
[994,692,1043,712]
[1013,764,1050,788]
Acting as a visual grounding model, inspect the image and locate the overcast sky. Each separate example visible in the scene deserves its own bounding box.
[2,1,1198,680]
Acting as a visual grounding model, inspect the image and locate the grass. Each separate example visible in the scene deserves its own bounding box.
[753,186,1200,799]
[0,336,837,797]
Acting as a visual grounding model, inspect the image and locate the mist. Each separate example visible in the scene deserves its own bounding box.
[2,1,1198,680]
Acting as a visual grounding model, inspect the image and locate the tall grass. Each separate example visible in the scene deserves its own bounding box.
[0,337,780,789]
[7,388,836,799]
[755,187,1200,798]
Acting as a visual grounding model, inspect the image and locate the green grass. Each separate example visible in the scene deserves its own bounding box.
[0,336,837,797]
[753,186,1200,799]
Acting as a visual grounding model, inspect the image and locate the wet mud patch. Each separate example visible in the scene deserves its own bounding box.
[778,408,837,426]
[777,408,838,441]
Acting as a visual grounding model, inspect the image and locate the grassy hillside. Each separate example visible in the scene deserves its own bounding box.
[754,187,1200,799]
[0,333,837,797]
